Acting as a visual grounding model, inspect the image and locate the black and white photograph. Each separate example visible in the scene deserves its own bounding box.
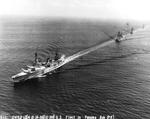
[0,0,149,118]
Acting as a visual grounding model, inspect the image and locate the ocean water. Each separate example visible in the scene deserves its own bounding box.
[0,19,149,118]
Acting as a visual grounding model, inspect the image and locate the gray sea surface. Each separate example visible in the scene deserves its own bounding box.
[0,19,149,119]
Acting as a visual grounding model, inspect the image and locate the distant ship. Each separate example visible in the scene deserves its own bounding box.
[115,31,126,42]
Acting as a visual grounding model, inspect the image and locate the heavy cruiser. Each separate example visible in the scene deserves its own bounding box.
[12,54,66,83]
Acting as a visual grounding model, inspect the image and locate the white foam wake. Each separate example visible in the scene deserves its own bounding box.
[64,40,114,65]
[63,27,144,66]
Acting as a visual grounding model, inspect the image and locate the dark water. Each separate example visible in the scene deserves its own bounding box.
[0,19,149,118]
